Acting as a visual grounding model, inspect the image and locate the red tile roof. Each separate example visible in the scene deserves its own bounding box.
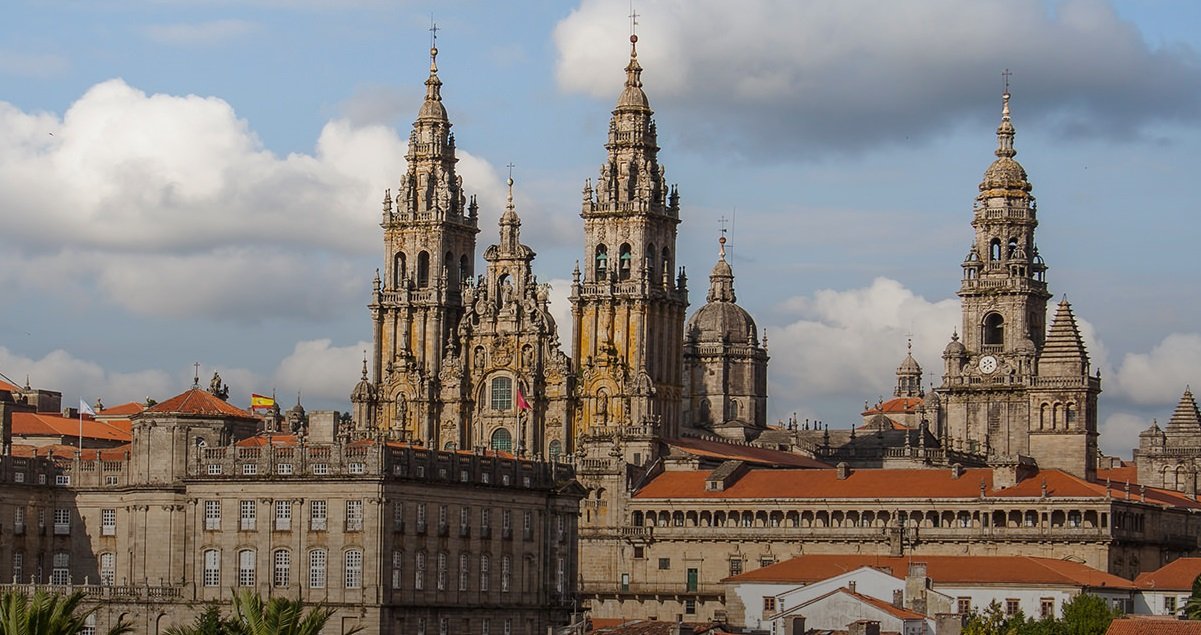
[145,388,258,420]
[863,397,924,416]
[1135,558,1201,591]
[1097,465,1138,485]
[857,417,911,431]
[97,401,145,417]
[236,434,299,448]
[0,379,19,392]
[633,465,1201,509]
[590,620,732,634]
[11,412,132,442]
[670,436,829,468]
[725,554,1134,589]
[1106,617,1201,635]
[845,588,927,621]
[10,443,131,461]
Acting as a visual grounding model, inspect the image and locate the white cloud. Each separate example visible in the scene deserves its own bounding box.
[143,19,258,46]
[554,0,1201,157]
[0,346,175,408]
[0,79,511,322]
[765,278,959,419]
[272,339,371,403]
[1099,412,1149,457]
[1111,333,1201,406]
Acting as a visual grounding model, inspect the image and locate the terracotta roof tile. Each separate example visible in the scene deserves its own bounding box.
[845,589,927,620]
[11,412,132,442]
[145,388,257,420]
[97,401,145,417]
[9,443,131,461]
[633,465,1201,509]
[1135,558,1201,591]
[863,397,924,416]
[1105,617,1201,635]
[726,554,1134,589]
[236,434,299,448]
[0,379,19,393]
[1097,465,1138,485]
[670,436,829,468]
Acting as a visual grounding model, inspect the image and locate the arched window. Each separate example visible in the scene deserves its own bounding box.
[1008,238,1019,259]
[417,251,430,288]
[345,549,363,589]
[646,243,656,280]
[983,313,1004,346]
[989,239,1002,261]
[548,440,562,460]
[414,551,426,590]
[501,555,512,593]
[459,254,470,285]
[445,251,455,286]
[272,549,290,588]
[1039,403,1049,431]
[394,252,407,289]
[203,549,220,587]
[99,552,115,586]
[238,549,256,587]
[595,244,608,280]
[619,243,632,280]
[490,377,513,411]
[308,549,327,589]
[490,428,513,452]
[444,441,456,451]
[480,554,491,592]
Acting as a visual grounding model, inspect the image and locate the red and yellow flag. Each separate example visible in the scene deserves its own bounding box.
[250,394,276,409]
[516,386,532,411]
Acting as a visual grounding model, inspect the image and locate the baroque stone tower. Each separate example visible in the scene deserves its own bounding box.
[570,34,688,440]
[366,43,480,444]
[937,88,1099,478]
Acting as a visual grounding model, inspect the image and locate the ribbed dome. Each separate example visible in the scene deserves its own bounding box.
[897,352,922,375]
[978,92,1031,198]
[688,301,757,344]
[943,332,966,357]
[351,357,375,402]
[417,48,448,122]
[616,36,651,111]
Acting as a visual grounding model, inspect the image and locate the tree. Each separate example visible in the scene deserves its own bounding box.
[0,589,132,635]
[1184,573,1201,620]
[165,590,359,635]
[1059,593,1118,635]
[162,604,241,635]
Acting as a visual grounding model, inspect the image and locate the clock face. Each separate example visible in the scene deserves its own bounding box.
[979,355,998,374]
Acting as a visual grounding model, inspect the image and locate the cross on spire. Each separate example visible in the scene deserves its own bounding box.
[193,362,201,388]
[1002,68,1012,94]
[629,2,639,37]
[429,16,439,48]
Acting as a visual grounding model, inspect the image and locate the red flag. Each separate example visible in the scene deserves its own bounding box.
[516,386,532,411]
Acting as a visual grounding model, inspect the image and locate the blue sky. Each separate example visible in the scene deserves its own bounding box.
[2,0,1200,456]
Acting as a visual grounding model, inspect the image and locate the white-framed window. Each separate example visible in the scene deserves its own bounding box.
[242,463,258,475]
[239,500,256,531]
[415,551,426,590]
[501,555,511,593]
[523,510,532,539]
[345,500,364,532]
[12,472,23,483]
[207,464,222,475]
[104,475,118,486]
[459,553,469,591]
[418,618,427,635]
[101,509,116,536]
[273,549,290,588]
[436,552,447,591]
[312,463,329,475]
[439,618,449,635]
[482,619,491,635]
[480,554,490,592]
[81,614,96,635]
[204,500,220,530]
[391,551,403,589]
[349,462,366,474]
[481,508,491,530]
[310,500,327,531]
[416,502,427,532]
[51,552,70,585]
[99,553,115,586]
[393,502,404,532]
[12,552,23,582]
[308,549,327,589]
[55,474,70,486]
[53,508,70,535]
[345,549,363,589]
[238,549,256,587]
[460,507,470,532]
[13,507,24,534]
[491,376,513,411]
[203,549,220,587]
[274,500,291,531]
[277,463,293,475]
[503,618,512,635]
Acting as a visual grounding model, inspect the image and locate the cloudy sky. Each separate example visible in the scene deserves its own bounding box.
[2,0,1200,457]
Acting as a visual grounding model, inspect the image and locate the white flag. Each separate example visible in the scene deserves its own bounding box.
[79,398,96,416]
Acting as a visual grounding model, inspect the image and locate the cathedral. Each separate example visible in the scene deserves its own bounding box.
[349,33,769,458]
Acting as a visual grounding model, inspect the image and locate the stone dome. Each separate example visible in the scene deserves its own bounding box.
[979,156,1030,195]
[616,36,651,111]
[897,352,922,375]
[688,301,758,344]
[943,332,966,357]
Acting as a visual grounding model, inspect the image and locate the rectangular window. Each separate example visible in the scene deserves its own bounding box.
[13,507,24,535]
[204,500,221,531]
[439,618,448,635]
[392,551,403,589]
[242,463,257,475]
[273,550,290,588]
[207,464,221,475]
[633,546,645,559]
[308,550,327,589]
[763,597,776,612]
[104,475,118,486]
[274,500,291,531]
[502,509,512,539]
[760,557,775,568]
[684,599,696,615]
[1167,596,1178,613]
[11,552,21,581]
[958,598,972,615]
[310,500,327,531]
[417,503,428,533]
[501,555,511,593]
[482,619,491,635]
[523,510,533,540]
[276,463,293,475]
[55,474,70,486]
[1006,599,1020,615]
[436,552,447,590]
[491,377,513,411]
[658,558,671,570]
[459,553,469,591]
[729,558,743,577]
[101,509,116,536]
[348,462,365,474]
[503,619,511,635]
[556,557,565,594]
[239,500,256,531]
[415,552,426,591]
[99,553,115,586]
[203,550,220,587]
[1040,598,1054,619]
[51,552,70,585]
[238,550,256,587]
[480,555,490,592]
[312,463,329,475]
[53,508,70,535]
[345,550,363,589]
[346,500,364,532]
[393,502,405,532]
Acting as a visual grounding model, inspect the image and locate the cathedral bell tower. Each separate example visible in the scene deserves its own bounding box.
[570,34,688,440]
[366,41,479,443]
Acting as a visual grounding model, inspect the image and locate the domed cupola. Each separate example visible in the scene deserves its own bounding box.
[895,339,923,398]
[978,91,1032,200]
[686,235,758,345]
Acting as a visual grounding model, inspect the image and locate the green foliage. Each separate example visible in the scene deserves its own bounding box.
[962,594,1118,635]
[1185,573,1201,620]
[0,589,132,635]
[165,590,359,635]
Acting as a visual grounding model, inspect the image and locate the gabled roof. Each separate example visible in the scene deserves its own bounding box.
[845,589,927,621]
[1097,464,1138,485]
[97,401,145,417]
[0,378,19,392]
[669,436,828,469]
[144,388,258,421]
[11,412,132,442]
[236,434,299,448]
[10,443,131,461]
[1106,617,1201,635]
[633,464,1201,509]
[1135,558,1201,591]
[726,554,1134,589]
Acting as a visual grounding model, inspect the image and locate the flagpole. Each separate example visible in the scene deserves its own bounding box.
[78,405,82,454]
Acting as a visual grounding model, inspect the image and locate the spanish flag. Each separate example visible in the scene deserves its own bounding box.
[250,394,276,409]
[516,386,532,412]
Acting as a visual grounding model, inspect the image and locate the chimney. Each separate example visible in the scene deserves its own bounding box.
[848,580,857,594]
[892,589,904,608]
[950,462,964,479]
[848,620,880,635]
[934,613,966,635]
[905,562,930,614]
[837,462,851,479]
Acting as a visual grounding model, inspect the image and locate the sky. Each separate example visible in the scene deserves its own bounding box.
[2,0,1200,457]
